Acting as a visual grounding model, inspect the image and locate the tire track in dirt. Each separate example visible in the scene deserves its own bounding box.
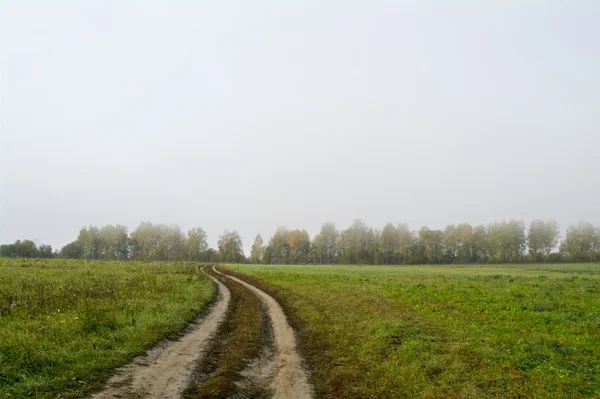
[214,266,314,399]
[89,267,230,399]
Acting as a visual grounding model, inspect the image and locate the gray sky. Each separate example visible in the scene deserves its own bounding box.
[1,1,599,252]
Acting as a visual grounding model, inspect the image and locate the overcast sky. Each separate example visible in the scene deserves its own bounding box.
[1,1,599,252]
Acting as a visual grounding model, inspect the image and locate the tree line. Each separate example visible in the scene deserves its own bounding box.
[58,223,245,263]
[0,240,54,259]
[2,219,599,264]
[0,223,244,263]
[251,219,600,264]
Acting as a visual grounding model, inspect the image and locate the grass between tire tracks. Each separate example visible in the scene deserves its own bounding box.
[185,266,265,398]
[226,264,600,399]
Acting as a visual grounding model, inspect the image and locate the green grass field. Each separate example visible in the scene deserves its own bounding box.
[0,258,215,398]
[228,263,600,398]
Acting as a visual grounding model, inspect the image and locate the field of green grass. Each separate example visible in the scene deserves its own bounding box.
[228,263,600,398]
[0,258,215,398]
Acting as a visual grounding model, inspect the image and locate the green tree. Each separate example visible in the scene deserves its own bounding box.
[0,240,39,258]
[380,223,399,265]
[338,220,375,264]
[560,221,598,261]
[471,224,490,263]
[262,245,273,264]
[418,227,445,264]
[218,230,245,263]
[443,224,459,263]
[396,223,414,264]
[442,223,476,264]
[187,227,208,261]
[312,233,324,264]
[319,223,339,264]
[98,225,129,260]
[250,234,265,264]
[157,225,186,261]
[59,241,82,259]
[77,226,101,260]
[289,229,311,264]
[369,228,381,264]
[456,223,475,263]
[130,222,164,261]
[489,220,526,262]
[527,219,559,260]
[38,244,54,258]
[267,228,292,264]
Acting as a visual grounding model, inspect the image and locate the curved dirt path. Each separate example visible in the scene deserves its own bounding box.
[90,267,231,399]
[214,266,314,399]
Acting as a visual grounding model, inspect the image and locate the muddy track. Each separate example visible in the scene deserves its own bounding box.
[214,266,313,399]
[89,267,231,399]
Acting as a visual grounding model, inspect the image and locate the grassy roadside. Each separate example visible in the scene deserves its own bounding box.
[0,258,216,398]
[226,264,600,398]
[184,266,265,398]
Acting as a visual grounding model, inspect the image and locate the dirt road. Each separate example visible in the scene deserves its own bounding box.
[90,266,313,399]
[214,266,313,399]
[90,268,231,399]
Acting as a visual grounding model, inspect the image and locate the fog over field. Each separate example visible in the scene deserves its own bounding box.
[1,1,599,251]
